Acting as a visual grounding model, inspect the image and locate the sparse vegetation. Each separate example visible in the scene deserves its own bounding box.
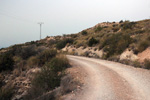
[24,55,69,100]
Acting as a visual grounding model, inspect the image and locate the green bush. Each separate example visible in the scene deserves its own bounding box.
[88,37,98,46]
[81,30,87,35]
[56,38,73,49]
[0,52,14,72]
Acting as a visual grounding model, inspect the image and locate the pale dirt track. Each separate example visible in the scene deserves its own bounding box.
[66,55,150,100]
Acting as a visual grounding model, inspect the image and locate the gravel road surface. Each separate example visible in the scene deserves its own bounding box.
[67,55,150,100]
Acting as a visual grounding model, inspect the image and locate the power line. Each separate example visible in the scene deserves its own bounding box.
[38,22,44,40]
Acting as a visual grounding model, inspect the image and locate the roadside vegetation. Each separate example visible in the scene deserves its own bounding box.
[0,42,69,100]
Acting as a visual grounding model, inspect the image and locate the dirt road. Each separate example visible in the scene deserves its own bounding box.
[66,55,150,100]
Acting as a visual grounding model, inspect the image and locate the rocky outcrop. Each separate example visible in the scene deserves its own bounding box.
[62,46,104,58]
[120,49,139,61]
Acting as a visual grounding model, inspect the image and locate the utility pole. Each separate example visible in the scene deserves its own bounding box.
[38,22,44,40]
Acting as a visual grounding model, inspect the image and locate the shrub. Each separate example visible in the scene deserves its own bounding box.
[12,45,38,60]
[112,27,120,32]
[122,21,136,30]
[0,74,4,88]
[32,67,61,91]
[49,55,69,72]
[0,52,14,72]
[81,30,87,35]
[37,49,57,66]
[119,20,123,23]
[25,66,61,100]
[137,40,150,52]
[27,56,39,67]
[95,26,103,32]
[23,85,45,100]
[25,54,69,99]
[102,33,132,58]
[25,56,69,100]
[0,84,14,100]
[144,59,150,69]
[48,39,57,46]
[56,38,73,49]
[88,37,98,46]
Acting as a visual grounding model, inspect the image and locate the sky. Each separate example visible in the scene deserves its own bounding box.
[0,0,150,48]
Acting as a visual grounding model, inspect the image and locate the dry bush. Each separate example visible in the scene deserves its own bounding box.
[49,55,69,72]
[61,74,81,95]
[13,68,21,77]
[37,49,57,66]
[24,55,69,100]
[27,56,39,68]
[0,83,14,100]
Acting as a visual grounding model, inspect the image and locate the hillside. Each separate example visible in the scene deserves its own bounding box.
[0,19,150,100]
[61,19,150,67]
